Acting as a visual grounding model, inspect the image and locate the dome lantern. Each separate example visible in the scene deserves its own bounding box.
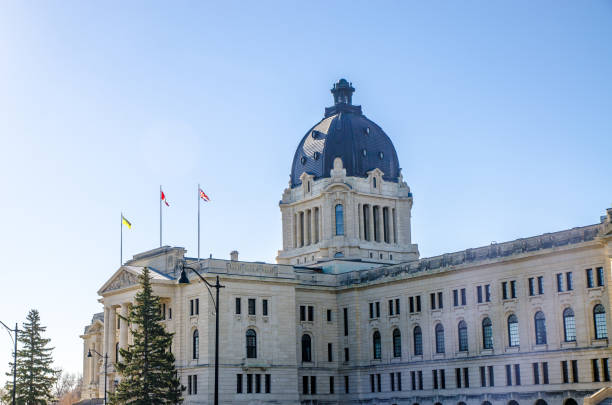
[331,78,355,105]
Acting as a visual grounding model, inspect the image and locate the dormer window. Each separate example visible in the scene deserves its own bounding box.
[373,178,377,188]
[362,149,367,157]
[378,151,384,160]
[365,127,370,135]
[307,181,311,193]
[313,151,320,160]
[301,156,307,165]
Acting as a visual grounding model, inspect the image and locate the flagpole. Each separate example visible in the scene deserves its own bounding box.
[159,185,162,247]
[120,212,123,267]
[198,183,201,263]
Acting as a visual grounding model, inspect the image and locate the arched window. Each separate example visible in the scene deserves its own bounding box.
[392,329,401,358]
[435,324,445,354]
[594,304,608,339]
[535,400,548,405]
[458,402,467,405]
[192,329,199,359]
[458,321,468,351]
[246,329,257,358]
[508,314,520,347]
[508,401,519,405]
[373,331,381,359]
[335,204,344,236]
[564,399,578,405]
[482,402,492,405]
[534,311,547,345]
[482,318,493,349]
[301,334,312,362]
[413,326,423,355]
[563,308,576,342]
[115,342,119,363]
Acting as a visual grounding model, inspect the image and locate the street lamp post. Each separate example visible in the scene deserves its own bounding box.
[178,264,224,405]
[0,320,18,405]
[87,348,109,405]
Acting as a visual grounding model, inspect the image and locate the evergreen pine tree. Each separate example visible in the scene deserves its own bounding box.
[3,309,58,404]
[111,267,184,404]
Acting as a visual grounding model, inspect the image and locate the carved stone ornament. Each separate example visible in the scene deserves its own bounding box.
[102,270,139,293]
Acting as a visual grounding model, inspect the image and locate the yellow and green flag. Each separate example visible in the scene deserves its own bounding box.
[122,215,132,229]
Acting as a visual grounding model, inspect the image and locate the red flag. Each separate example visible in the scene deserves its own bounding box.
[161,190,170,207]
[199,188,210,202]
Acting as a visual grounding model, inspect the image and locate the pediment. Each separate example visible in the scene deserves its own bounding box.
[98,266,142,295]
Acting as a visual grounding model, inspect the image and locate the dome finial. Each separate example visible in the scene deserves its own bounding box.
[331,78,355,105]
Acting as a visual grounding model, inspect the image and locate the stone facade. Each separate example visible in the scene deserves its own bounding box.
[81,80,612,404]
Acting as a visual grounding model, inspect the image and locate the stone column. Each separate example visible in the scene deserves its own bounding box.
[119,303,129,360]
[103,306,110,358]
[377,206,384,243]
[388,207,395,244]
[358,204,363,240]
[297,211,302,247]
[311,208,317,244]
[108,308,116,363]
[306,209,311,246]
[368,205,375,242]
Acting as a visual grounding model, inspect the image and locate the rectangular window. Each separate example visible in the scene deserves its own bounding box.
[308,305,314,321]
[344,375,349,393]
[265,374,271,393]
[533,363,540,385]
[235,298,241,314]
[510,280,517,298]
[369,302,374,318]
[460,288,466,305]
[463,367,469,388]
[542,362,549,384]
[310,376,317,394]
[485,284,491,302]
[562,361,569,383]
[326,309,332,322]
[262,299,268,316]
[488,366,494,387]
[161,303,166,320]
[411,371,416,390]
[557,273,564,292]
[375,301,380,318]
[395,298,400,314]
[587,268,594,288]
[237,374,243,393]
[593,359,601,382]
[376,373,381,392]
[515,364,521,385]
[566,272,573,290]
[455,368,461,388]
[248,298,256,315]
[390,372,395,391]
[343,308,348,336]
[188,375,192,395]
[195,298,199,315]
[480,366,486,387]
[433,370,438,390]
[477,286,483,303]
[537,276,544,294]
[302,375,308,394]
[255,373,261,393]
[247,373,253,393]
[440,369,446,389]
[597,267,605,286]
[389,299,394,316]
[418,370,423,390]
[430,293,436,309]
[528,277,535,296]
[416,296,421,312]
[344,347,349,362]
[502,282,508,300]
[193,375,197,394]
[328,343,333,362]
[438,291,443,308]
[572,360,579,383]
[329,376,334,394]
[506,364,512,386]
[190,299,194,316]
[300,305,306,321]
[397,372,402,391]
[453,289,458,306]
[603,358,610,382]
[409,296,414,313]
[169,307,172,319]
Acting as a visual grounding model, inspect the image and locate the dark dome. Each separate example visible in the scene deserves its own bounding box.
[290,79,401,188]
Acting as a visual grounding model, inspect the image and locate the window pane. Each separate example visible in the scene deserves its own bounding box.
[335,204,344,235]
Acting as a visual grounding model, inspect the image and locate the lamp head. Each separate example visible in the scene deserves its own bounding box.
[178,268,190,284]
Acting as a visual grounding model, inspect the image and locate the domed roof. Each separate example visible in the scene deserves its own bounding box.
[290,79,401,188]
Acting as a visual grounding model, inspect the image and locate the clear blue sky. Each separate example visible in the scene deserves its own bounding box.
[1,1,611,380]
